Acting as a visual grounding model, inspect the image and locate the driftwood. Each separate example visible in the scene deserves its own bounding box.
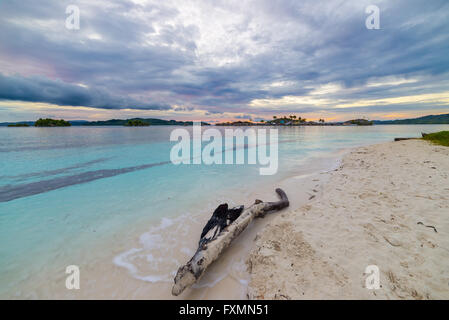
[172,188,289,296]
[394,137,419,141]
[394,133,428,141]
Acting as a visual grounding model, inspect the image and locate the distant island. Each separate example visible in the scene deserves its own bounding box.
[80,118,210,126]
[124,119,150,126]
[1,118,210,127]
[217,115,318,126]
[373,113,449,124]
[7,123,30,127]
[217,113,449,126]
[35,118,71,127]
[217,116,373,126]
[1,113,448,127]
[343,119,373,126]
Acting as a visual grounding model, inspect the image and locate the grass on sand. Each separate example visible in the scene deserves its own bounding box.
[423,131,449,147]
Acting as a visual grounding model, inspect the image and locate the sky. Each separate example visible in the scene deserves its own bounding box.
[0,0,449,123]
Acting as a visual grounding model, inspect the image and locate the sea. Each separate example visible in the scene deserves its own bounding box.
[1,124,448,298]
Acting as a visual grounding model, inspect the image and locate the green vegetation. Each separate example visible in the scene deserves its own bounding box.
[4,113,447,128]
[216,121,254,126]
[35,118,71,127]
[218,115,315,126]
[344,119,373,126]
[267,115,307,125]
[81,118,209,126]
[422,131,449,147]
[125,119,150,126]
[7,123,29,127]
[374,113,449,124]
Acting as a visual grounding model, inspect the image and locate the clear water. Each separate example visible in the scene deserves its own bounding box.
[0,124,448,296]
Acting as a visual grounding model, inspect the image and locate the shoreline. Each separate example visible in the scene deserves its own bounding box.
[2,145,345,299]
[4,138,448,299]
[247,139,449,299]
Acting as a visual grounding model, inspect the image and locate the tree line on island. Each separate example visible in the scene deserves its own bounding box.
[35,118,71,127]
[3,113,449,127]
[8,118,72,127]
[217,115,373,126]
[6,118,209,127]
[124,119,150,126]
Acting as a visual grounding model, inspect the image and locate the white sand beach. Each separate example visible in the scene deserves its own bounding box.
[5,139,448,300]
[247,139,449,299]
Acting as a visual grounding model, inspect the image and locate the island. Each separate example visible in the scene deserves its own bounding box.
[2,113,448,128]
[216,116,372,126]
[342,119,373,126]
[81,118,210,126]
[124,119,150,126]
[7,123,30,127]
[34,118,71,127]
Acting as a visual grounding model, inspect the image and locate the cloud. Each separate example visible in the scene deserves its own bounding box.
[0,0,448,120]
[235,114,253,120]
[0,73,169,110]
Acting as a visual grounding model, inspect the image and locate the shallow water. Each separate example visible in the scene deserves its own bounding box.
[1,124,448,298]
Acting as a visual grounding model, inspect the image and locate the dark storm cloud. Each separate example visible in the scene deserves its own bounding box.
[0,0,448,116]
[0,73,169,110]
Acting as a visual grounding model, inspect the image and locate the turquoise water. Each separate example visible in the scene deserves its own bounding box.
[0,124,448,296]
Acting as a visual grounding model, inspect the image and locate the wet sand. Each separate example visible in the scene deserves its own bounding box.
[5,150,342,299]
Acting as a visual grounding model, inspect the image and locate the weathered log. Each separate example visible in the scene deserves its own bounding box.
[394,137,419,141]
[172,188,289,296]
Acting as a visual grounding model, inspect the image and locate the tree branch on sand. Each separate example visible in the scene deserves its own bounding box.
[172,188,289,296]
